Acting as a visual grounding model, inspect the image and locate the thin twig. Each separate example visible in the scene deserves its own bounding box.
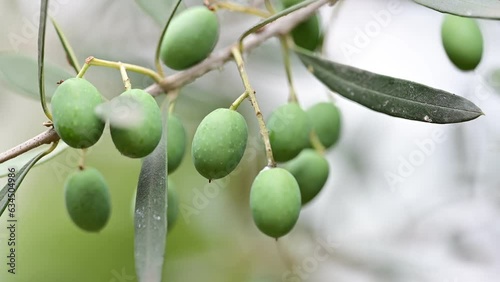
[0,0,331,165]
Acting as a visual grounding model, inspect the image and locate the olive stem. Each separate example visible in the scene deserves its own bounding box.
[231,47,276,167]
[76,57,91,78]
[279,35,299,103]
[154,0,184,78]
[78,148,87,170]
[229,92,248,111]
[119,63,132,90]
[81,57,163,83]
[309,130,326,155]
[167,88,180,113]
[212,2,271,18]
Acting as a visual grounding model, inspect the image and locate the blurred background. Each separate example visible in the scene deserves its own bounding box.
[1,0,500,281]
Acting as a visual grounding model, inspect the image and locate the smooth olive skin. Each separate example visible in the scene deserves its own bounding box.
[167,114,186,173]
[267,103,312,162]
[307,102,341,149]
[110,89,162,158]
[192,108,248,180]
[160,6,219,70]
[64,167,111,232]
[284,149,329,205]
[441,15,483,71]
[250,167,301,238]
[281,0,321,51]
[51,78,104,148]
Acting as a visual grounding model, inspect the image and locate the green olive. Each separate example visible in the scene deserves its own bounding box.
[280,0,321,51]
[250,167,301,238]
[160,6,219,70]
[64,167,111,232]
[167,114,186,173]
[307,102,341,149]
[441,15,483,71]
[267,103,311,162]
[284,149,329,205]
[191,108,248,180]
[110,89,162,158]
[51,78,105,148]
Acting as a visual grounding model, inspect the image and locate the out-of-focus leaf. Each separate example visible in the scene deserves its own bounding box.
[38,0,51,118]
[135,0,185,26]
[413,0,500,19]
[134,105,168,282]
[0,142,58,217]
[295,48,483,124]
[0,54,73,101]
[486,68,500,94]
[50,17,81,73]
[0,140,69,178]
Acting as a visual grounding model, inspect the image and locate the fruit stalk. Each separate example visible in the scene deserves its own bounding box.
[279,35,299,103]
[79,57,163,83]
[212,1,271,17]
[231,46,276,167]
[119,63,132,90]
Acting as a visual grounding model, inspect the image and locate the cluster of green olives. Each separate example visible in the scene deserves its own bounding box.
[52,3,324,234]
[51,79,187,232]
[441,14,483,71]
[189,102,341,239]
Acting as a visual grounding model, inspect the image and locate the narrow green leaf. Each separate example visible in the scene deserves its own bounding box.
[38,0,51,119]
[0,53,73,101]
[413,0,500,19]
[295,48,483,124]
[0,141,69,178]
[0,142,58,218]
[50,17,81,73]
[134,105,168,282]
[154,0,184,75]
[135,0,185,26]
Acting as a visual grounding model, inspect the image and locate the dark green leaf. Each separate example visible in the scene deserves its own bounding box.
[135,0,185,26]
[0,144,55,217]
[0,53,73,101]
[295,48,483,124]
[50,17,81,73]
[413,0,500,19]
[38,0,51,118]
[0,140,69,178]
[134,105,168,282]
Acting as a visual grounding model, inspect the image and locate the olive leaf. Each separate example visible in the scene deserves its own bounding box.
[0,139,68,178]
[135,0,185,26]
[295,48,483,124]
[413,0,500,19]
[0,53,73,101]
[134,104,168,282]
[0,142,58,217]
[50,17,81,73]
[38,0,51,118]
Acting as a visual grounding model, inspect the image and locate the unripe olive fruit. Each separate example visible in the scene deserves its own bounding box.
[167,114,186,173]
[441,15,483,71]
[267,103,311,162]
[192,108,248,180]
[64,167,111,232]
[51,78,105,148]
[284,149,329,205]
[281,0,321,51]
[307,102,341,149]
[110,89,162,158]
[160,6,219,70]
[250,167,301,238]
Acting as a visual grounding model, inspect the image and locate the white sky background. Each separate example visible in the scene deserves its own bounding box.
[2,0,500,281]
